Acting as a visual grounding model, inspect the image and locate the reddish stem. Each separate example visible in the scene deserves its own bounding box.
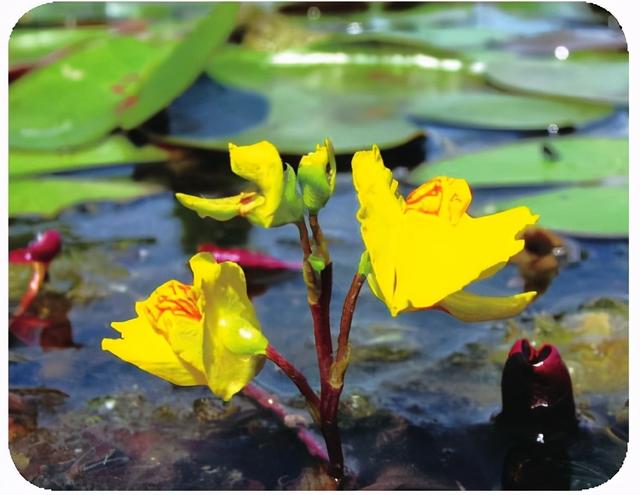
[336,273,366,366]
[266,345,320,414]
[322,274,366,466]
[241,383,328,463]
[9,262,48,329]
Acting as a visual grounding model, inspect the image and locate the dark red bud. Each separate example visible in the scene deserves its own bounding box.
[499,339,576,431]
[197,244,302,271]
[9,230,62,264]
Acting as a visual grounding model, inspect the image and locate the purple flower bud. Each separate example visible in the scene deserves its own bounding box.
[499,338,577,431]
[9,230,62,264]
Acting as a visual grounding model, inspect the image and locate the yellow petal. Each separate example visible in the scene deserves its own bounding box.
[229,141,284,223]
[140,280,205,374]
[175,192,263,221]
[102,317,206,386]
[437,290,537,322]
[197,254,268,401]
[352,145,405,309]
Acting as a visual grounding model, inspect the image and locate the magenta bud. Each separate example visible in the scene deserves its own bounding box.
[499,339,576,431]
[197,244,302,271]
[9,230,62,264]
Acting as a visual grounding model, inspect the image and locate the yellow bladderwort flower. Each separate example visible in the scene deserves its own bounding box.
[298,138,337,214]
[352,145,539,320]
[176,141,304,228]
[102,252,268,401]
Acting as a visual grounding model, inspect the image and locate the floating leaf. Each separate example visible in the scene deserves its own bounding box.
[158,80,423,155]
[9,135,169,177]
[9,27,106,67]
[120,3,239,129]
[9,178,160,217]
[207,41,475,98]
[409,91,613,130]
[156,38,481,154]
[485,185,628,238]
[9,36,172,150]
[485,55,628,105]
[10,5,237,151]
[408,137,628,187]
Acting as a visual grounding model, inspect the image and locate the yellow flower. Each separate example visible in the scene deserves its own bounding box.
[176,141,303,228]
[102,252,268,401]
[352,145,539,320]
[298,138,337,213]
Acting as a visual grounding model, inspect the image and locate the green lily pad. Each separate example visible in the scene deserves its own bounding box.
[9,27,106,67]
[10,5,237,151]
[158,40,481,154]
[486,56,628,105]
[484,185,628,238]
[409,91,613,130]
[9,35,173,150]
[9,135,169,177]
[9,178,160,217]
[207,41,476,98]
[408,137,628,187]
[159,82,423,155]
[120,3,239,129]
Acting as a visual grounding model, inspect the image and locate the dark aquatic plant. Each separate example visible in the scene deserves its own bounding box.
[498,338,577,432]
[103,140,539,485]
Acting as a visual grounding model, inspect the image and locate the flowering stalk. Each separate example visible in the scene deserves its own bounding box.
[9,261,48,329]
[241,383,328,463]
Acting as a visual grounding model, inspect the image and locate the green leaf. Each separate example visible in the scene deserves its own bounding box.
[408,137,628,187]
[9,178,160,217]
[120,3,239,129]
[9,135,169,177]
[9,36,172,150]
[10,4,237,151]
[158,83,423,155]
[484,185,628,238]
[485,55,628,105]
[207,41,476,99]
[409,91,613,130]
[9,27,106,66]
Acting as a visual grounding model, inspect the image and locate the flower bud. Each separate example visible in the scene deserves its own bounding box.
[9,230,62,264]
[498,338,577,431]
[298,139,337,214]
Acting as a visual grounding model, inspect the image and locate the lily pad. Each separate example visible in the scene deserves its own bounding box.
[409,91,613,130]
[408,137,628,187]
[9,135,169,177]
[9,178,160,217]
[486,56,628,105]
[10,5,237,151]
[484,185,628,238]
[158,79,423,155]
[9,35,173,150]
[207,41,475,97]
[9,27,106,67]
[120,3,239,129]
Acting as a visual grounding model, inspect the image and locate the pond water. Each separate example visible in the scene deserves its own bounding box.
[9,133,628,490]
[8,2,628,490]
